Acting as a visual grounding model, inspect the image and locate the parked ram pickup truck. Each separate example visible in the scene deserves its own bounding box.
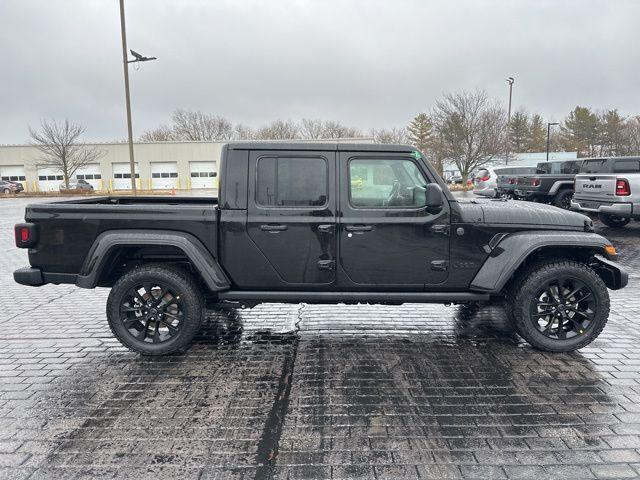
[514,160,583,209]
[14,142,627,355]
[572,156,640,227]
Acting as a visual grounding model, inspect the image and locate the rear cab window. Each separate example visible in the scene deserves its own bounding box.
[256,156,328,207]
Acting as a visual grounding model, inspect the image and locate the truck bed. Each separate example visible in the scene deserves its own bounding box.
[24,196,219,276]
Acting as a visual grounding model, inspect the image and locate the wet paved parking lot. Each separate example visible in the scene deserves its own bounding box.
[3,196,640,479]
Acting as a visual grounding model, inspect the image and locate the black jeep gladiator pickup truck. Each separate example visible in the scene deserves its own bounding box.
[14,142,627,355]
[514,160,583,209]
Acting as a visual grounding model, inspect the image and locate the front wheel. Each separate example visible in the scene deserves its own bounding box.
[107,264,204,355]
[3,188,10,194]
[598,213,631,228]
[511,260,609,352]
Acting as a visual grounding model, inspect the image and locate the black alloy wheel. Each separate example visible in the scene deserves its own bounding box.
[530,277,596,340]
[107,264,203,355]
[510,260,609,352]
[120,282,184,344]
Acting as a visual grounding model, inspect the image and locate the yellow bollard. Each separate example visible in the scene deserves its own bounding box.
[148,178,152,190]
[109,178,113,192]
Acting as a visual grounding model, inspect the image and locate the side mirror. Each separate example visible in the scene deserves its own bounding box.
[424,183,444,213]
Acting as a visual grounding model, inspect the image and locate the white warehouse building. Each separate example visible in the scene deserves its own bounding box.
[0,141,224,192]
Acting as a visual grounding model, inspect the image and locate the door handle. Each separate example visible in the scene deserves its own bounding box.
[260,224,288,232]
[345,225,373,232]
[317,224,334,233]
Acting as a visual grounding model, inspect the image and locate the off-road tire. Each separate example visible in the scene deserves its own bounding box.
[553,189,573,209]
[107,264,204,355]
[598,213,631,228]
[510,260,609,352]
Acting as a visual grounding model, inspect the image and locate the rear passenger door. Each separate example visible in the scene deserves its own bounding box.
[246,150,337,286]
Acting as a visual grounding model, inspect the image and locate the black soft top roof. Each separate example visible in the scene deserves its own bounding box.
[225,141,415,153]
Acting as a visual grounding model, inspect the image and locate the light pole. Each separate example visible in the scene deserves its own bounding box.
[505,76,514,166]
[546,122,559,161]
[118,0,156,193]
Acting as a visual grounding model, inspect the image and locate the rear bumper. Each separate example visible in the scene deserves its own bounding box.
[571,198,636,217]
[14,267,77,287]
[13,267,44,286]
[514,189,546,200]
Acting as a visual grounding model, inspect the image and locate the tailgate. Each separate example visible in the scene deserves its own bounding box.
[574,174,617,200]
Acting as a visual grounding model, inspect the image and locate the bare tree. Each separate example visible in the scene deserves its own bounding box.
[625,115,640,155]
[321,120,362,139]
[256,120,300,140]
[300,118,325,139]
[233,123,257,140]
[171,109,234,141]
[370,127,407,144]
[431,90,506,182]
[139,125,176,142]
[300,119,363,139]
[29,119,105,189]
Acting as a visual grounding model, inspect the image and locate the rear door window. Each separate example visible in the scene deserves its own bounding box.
[256,156,328,207]
[613,159,640,173]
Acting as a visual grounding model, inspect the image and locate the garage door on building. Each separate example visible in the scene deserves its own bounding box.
[0,165,27,189]
[75,164,102,190]
[37,167,64,192]
[189,162,217,189]
[112,163,139,190]
[151,162,178,190]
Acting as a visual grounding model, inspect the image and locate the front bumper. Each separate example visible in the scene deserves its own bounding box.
[592,254,628,290]
[14,267,43,286]
[571,198,635,217]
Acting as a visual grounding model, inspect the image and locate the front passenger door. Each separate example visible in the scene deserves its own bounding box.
[338,153,450,288]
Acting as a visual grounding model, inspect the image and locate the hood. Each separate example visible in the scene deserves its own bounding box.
[461,199,591,229]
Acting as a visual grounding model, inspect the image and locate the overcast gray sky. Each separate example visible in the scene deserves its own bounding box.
[1,0,639,143]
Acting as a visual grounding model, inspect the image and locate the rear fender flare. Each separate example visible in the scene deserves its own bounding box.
[549,181,574,195]
[470,231,619,293]
[76,230,230,291]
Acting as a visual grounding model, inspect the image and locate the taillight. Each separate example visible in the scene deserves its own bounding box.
[532,178,541,187]
[616,178,631,196]
[14,223,36,248]
[508,178,515,184]
[480,175,490,182]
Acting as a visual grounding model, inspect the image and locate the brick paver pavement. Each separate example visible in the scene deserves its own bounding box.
[2,196,640,479]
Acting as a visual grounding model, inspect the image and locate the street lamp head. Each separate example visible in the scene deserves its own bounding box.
[128,49,157,63]
[506,76,514,85]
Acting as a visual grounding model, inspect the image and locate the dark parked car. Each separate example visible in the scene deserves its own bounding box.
[1,180,24,194]
[59,179,94,192]
[14,142,627,355]
[514,160,583,208]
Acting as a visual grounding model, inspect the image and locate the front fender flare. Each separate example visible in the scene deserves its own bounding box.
[76,230,230,291]
[470,231,618,293]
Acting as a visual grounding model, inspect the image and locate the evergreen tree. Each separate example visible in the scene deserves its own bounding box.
[407,113,443,175]
[509,111,530,154]
[599,109,626,156]
[560,106,600,157]
[528,114,547,152]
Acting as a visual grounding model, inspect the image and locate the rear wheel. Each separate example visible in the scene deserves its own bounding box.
[3,188,10,194]
[107,264,204,355]
[553,189,573,209]
[511,260,609,352]
[598,213,631,228]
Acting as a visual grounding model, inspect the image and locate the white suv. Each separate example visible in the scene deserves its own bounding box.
[571,156,640,227]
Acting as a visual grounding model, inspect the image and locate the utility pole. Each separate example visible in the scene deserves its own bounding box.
[505,77,514,166]
[118,1,156,193]
[119,0,136,193]
[546,122,559,161]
